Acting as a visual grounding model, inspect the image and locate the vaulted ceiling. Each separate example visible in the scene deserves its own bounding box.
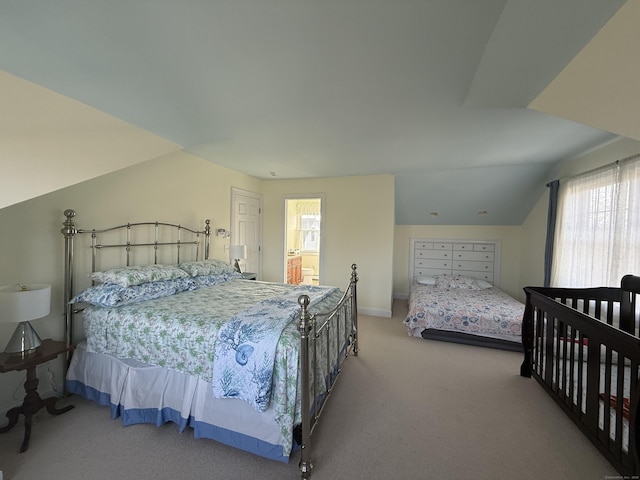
[2,0,637,224]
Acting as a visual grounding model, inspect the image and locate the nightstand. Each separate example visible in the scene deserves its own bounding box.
[0,339,75,452]
[241,272,257,280]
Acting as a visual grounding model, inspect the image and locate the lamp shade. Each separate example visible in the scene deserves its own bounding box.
[0,284,51,356]
[229,245,247,261]
[0,284,51,323]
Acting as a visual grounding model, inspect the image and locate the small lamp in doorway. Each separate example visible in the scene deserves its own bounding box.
[0,283,51,357]
[229,245,247,273]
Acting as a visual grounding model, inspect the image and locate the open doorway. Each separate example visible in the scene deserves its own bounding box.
[284,195,324,285]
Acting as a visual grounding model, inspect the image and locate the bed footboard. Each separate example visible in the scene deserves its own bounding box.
[297,264,358,479]
[521,277,640,475]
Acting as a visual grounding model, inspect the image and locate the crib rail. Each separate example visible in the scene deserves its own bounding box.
[521,282,640,475]
[297,264,358,479]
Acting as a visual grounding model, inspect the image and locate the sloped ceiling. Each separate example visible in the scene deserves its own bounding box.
[0,71,181,209]
[530,0,640,140]
[0,0,633,224]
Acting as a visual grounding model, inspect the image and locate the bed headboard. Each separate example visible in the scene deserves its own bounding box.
[61,209,211,354]
[409,238,501,286]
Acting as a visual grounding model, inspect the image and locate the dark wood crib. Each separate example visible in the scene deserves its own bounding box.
[520,275,640,475]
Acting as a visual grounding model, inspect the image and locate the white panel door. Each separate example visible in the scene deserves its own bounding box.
[231,188,262,277]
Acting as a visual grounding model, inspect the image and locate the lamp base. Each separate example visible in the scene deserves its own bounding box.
[4,321,42,357]
[233,259,243,273]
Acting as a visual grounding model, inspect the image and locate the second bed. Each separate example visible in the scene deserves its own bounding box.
[403,274,524,350]
[404,238,524,351]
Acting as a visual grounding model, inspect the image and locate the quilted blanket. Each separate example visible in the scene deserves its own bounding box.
[82,278,343,455]
[403,280,523,341]
[211,284,337,411]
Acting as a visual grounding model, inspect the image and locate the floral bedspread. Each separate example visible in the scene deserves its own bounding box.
[83,279,343,454]
[403,281,523,341]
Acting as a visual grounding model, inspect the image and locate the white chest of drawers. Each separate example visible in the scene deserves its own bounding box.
[410,239,501,285]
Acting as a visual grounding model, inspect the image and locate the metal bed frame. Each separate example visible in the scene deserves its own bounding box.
[61,209,358,479]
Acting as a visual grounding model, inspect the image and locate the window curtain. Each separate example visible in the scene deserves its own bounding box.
[543,180,559,287]
[295,200,321,252]
[551,155,640,287]
[295,201,321,216]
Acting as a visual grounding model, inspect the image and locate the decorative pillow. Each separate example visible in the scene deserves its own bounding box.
[90,264,189,288]
[178,259,236,277]
[416,276,436,285]
[70,277,195,307]
[191,271,242,288]
[434,274,481,290]
[475,279,493,289]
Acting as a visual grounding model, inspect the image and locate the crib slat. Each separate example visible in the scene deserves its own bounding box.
[521,281,639,475]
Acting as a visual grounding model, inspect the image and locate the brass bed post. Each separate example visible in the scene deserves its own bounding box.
[61,209,78,377]
[350,263,359,355]
[297,294,314,480]
[204,219,211,260]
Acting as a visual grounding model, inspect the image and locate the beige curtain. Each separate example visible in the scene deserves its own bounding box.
[295,200,321,216]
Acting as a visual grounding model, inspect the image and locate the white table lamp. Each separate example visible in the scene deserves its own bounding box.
[0,284,51,356]
[229,245,247,273]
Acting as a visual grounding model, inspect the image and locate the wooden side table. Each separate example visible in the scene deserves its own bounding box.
[0,339,75,452]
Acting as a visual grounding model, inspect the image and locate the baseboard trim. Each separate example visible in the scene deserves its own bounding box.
[359,307,392,318]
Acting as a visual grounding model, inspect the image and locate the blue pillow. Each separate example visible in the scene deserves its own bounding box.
[70,277,194,307]
[191,272,242,288]
[178,259,236,277]
[90,264,189,288]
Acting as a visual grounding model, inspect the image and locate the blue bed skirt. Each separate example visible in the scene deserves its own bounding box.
[66,342,293,463]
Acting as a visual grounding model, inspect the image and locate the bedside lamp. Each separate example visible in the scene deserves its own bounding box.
[0,284,51,357]
[229,245,247,273]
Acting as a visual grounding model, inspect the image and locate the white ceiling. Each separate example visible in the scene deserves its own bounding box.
[0,0,632,224]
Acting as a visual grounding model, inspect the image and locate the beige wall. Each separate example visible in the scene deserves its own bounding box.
[394,225,523,300]
[261,175,395,318]
[0,151,261,412]
[519,136,640,289]
[518,194,548,290]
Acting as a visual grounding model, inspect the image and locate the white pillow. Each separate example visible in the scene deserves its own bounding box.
[475,279,493,289]
[433,274,480,290]
[416,276,436,285]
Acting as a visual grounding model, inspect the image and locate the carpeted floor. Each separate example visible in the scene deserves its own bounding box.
[0,301,618,480]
